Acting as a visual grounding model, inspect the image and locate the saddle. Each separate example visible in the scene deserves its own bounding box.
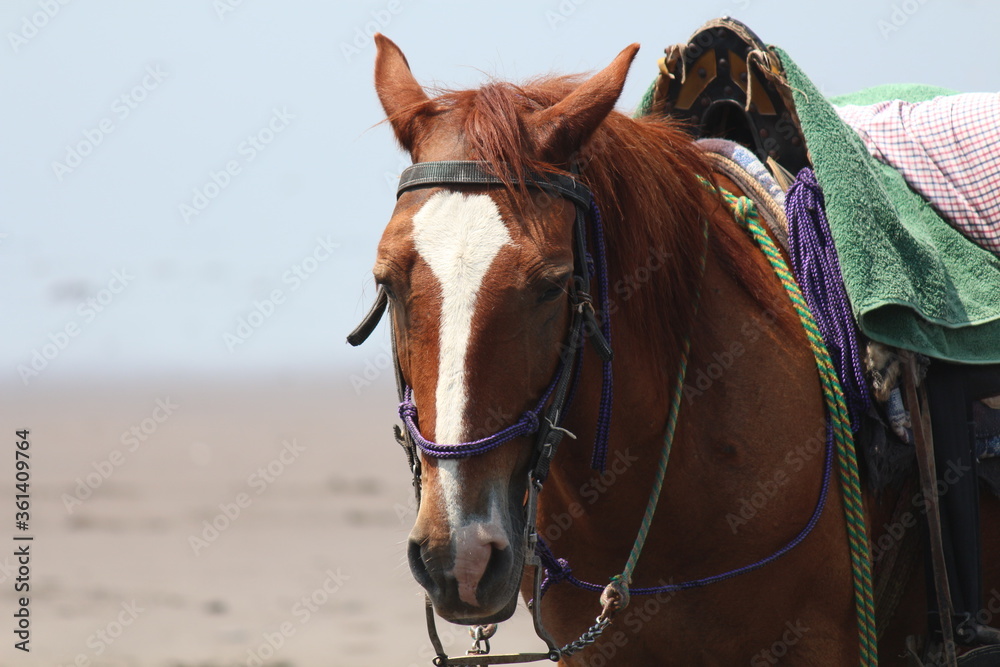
[646,17,1000,666]
[642,17,808,186]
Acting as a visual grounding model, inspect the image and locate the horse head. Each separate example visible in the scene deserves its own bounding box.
[371,34,638,624]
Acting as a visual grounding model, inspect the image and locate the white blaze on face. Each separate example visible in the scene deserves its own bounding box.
[411,191,512,530]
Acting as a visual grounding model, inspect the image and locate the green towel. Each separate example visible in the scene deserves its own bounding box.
[775,48,1000,364]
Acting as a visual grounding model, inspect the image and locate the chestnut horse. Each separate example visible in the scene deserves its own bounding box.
[366,35,1000,665]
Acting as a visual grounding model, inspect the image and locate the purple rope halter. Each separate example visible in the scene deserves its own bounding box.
[399,371,561,459]
[786,168,871,432]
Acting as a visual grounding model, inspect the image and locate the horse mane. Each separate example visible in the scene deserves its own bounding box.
[416,75,778,384]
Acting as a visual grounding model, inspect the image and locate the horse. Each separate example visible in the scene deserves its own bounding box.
[364,34,1000,665]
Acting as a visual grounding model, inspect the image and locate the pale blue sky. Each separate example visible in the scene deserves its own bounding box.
[1,0,995,385]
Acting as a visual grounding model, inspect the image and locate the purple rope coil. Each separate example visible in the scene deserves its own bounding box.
[786,168,871,432]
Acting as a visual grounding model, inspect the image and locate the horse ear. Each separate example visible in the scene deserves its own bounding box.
[374,33,430,153]
[533,43,640,162]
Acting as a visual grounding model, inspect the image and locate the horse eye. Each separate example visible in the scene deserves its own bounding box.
[538,284,565,303]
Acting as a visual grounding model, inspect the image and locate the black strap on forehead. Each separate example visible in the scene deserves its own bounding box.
[347,161,595,348]
[397,160,593,209]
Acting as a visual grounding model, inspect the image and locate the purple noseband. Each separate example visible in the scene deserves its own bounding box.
[398,370,561,458]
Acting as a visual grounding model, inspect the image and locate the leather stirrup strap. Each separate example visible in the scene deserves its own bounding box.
[902,351,959,667]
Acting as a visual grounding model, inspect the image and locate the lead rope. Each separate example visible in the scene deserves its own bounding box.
[602,211,709,607]
[702,176,879,667]
[536,179,877,665]
[554,214,709,660]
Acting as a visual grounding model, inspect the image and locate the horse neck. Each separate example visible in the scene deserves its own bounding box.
[533,175,875,661]
[542,185,832,577]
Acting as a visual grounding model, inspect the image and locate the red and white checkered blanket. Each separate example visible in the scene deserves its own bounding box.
[835,93,1000,255]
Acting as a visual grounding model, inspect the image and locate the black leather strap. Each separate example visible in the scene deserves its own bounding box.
[346,285,388,347]
[397,160,593,210]
[348,161,597,348]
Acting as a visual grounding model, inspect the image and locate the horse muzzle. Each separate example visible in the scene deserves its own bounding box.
[408,514,525,624]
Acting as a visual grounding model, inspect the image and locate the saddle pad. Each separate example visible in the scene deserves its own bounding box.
[696,138,789,249]
[774,48,1000,365]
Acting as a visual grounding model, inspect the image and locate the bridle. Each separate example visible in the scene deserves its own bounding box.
[348,160,616,665]
[348,162,842,666]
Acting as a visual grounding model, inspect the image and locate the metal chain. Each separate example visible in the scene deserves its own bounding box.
[558,616,611,657]
[467,624,497,656]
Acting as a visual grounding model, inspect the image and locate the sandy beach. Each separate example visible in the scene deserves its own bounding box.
[0,372,534,666]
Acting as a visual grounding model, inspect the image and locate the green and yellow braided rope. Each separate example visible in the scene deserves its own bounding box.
[707,177,879,666]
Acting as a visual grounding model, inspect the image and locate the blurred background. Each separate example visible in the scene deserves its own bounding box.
[0,0,994,664]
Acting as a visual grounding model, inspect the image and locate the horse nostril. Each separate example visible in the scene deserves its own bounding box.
[407,538,442,595]
[476,542,513,596]
[451,524,515,607]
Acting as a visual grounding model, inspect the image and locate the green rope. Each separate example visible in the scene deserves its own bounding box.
[597,165,877,664]
[704,176,879,666]
[617,219,709,587]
